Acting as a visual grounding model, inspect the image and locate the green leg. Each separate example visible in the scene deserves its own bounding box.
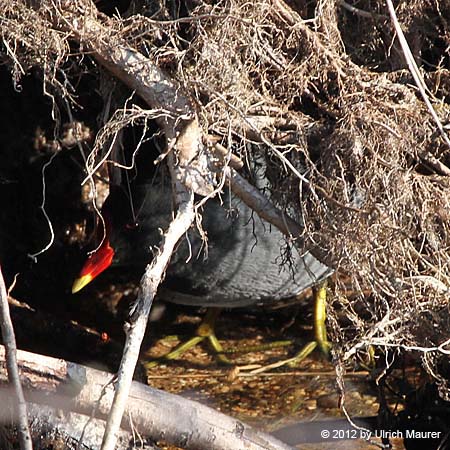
[214,280,331,363]
[145,279,331,370]
[288,279,330,367]
[314,279,330,355]
[244,281,330,374]
[197,308,231,364]
[144,308,231,369]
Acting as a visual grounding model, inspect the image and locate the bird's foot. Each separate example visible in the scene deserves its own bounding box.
[287,339,330,368]
[144,308,232,368]
[238,281,331,374]
[287,282,331,367]
[143,311,294,369]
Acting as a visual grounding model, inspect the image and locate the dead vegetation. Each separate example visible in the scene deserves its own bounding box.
[2,0,450,446]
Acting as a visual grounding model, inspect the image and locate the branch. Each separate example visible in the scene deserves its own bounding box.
[386,0,450,150]
[101,182,195,450]
[23,403,134,450]
[58,1,213,196]
[0,346,294,450]
[338,0,387,20]
[0,268,32,450]
[37,3,209,448]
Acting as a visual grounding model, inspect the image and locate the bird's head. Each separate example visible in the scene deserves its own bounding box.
[71,238,115,293]
[71,183,164,294]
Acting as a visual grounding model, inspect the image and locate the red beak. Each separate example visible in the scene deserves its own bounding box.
[72,240,115,293]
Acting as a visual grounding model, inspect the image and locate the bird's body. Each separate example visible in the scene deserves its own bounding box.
[73,171,331,307]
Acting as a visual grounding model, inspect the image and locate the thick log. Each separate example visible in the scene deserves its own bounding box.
[21,403,159,450]
[0,347,294,450]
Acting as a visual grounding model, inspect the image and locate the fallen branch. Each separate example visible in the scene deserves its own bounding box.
[0,268,32,450]
[0,346,294,450]
[23,403,138,450]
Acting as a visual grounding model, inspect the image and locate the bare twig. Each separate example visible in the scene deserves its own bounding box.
[338,0,387,20]
[210,140,244,170]
[386,0,450,150]
[146,370,369,379]
[100,177,195,450]
[27,151,58,260]
[0,268,32,450]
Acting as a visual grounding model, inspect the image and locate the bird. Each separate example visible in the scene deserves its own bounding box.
[72,160,332,363]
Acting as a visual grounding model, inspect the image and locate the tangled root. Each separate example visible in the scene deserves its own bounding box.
[3,0,450,394]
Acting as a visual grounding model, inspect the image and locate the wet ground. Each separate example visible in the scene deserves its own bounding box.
[134,290,408,450]
[9,275,419,450]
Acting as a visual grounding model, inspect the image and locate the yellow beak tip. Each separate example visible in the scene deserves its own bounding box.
[71,275,93,294]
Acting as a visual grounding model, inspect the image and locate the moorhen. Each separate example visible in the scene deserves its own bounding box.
[72,171,332,362]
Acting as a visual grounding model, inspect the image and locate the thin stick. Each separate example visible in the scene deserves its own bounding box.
[386,0,450,150]
[0,267,32,450]
[146,370,369,379]
[100,160,195,450]
[339,0,387,20]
